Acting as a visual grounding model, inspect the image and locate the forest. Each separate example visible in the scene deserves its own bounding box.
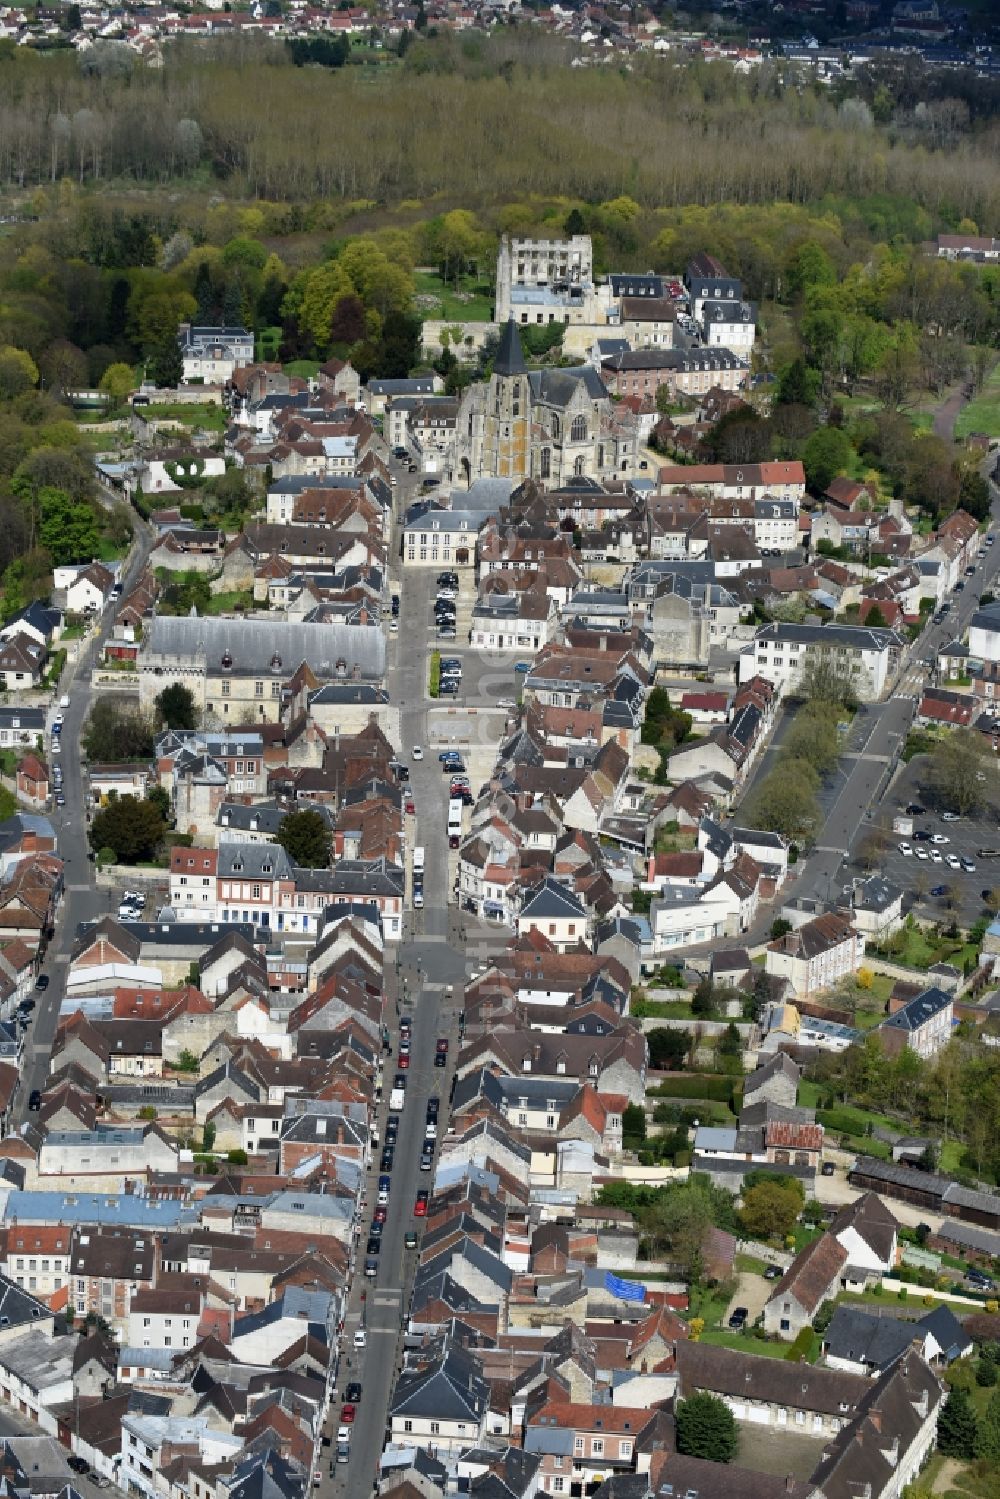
[0,33,997,219]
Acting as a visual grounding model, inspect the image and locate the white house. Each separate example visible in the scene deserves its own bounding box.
[66,562,115,614]
[740,622,903,702]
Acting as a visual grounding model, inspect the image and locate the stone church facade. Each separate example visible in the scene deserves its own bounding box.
[449,319,637,490]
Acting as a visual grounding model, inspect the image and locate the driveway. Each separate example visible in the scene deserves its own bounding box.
[724,1270,774,1330]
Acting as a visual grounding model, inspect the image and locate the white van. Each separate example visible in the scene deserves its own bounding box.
[389,1086,405,1111]
[413,846,425,875]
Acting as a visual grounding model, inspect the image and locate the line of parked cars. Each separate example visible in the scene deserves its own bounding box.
[435,572,458,640]
[438,658,463,697]
[118,889,146,921]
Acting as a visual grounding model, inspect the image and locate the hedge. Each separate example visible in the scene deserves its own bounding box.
[649,1075,738,1104]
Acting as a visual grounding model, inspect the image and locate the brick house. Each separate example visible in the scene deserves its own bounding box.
[15,755,48,810]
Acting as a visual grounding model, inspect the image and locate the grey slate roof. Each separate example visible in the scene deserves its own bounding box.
[144,616,385,679]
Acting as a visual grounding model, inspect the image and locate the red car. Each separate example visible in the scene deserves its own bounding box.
[436,1038,449,1055]
[414,1191,429,1217]
[373,1205,387,1225]
[398,1053,410,1069]
[405,798,415,816]
[341,1404,356,1424]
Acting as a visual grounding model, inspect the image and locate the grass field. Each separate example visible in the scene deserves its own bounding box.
[869,926,979,972]
[413,268,494,322]
[956,362,1000,439]
[144,402,227,434]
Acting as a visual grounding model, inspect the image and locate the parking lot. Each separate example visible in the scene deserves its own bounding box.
[853,757,1000,922]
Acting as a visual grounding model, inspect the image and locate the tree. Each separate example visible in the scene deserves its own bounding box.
[37,486,99,567]
[692,978,719,1018]
[648,1027,688,1070]
[744,763,822,840]
[739,1179,803,1240]
[796,655,860,713]
[276,809,332,869]
[146,784,172,824]
[929,729,991,816]
[864,604,888,628]
[83,699,155,763]
[88,796,165,864]
[802,426,855,495]
[717,1022,742,1058]
[565,207,586,236]
[675,1393,738,1464]
[98,362,135,404]
[175,1049,200,1073]
[150,336,183,388]
[937,1387,978,1459]
[622,1103,646,1145]
[155,682,197,731]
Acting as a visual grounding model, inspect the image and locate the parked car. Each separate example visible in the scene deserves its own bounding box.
[27,1089,41,1111]
[344,1382,362,1404]
[728,1306,749,1330]
[764,1263,782,1279]
[821,1161,836,1176]
[34,974,48,990]
[414,1191,429,1216]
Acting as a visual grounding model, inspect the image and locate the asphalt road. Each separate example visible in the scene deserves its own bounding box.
[330,489,482,1499]
[14,525,154,1128]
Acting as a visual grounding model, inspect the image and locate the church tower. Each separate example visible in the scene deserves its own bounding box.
[481,318,530,481]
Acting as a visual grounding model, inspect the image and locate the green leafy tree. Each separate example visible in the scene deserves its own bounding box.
[622,1103,647,1144]
[38,486,100,567]
[88,796,165,864]
[155,682,198,731]
[150,336,183,388]
[675,1392,738,1463]
[717,1022,742,1057]
[937,1387,978,1459]
[744,762,822,840]
[175,1049,200,1073]
[647,1027,688,1070]
[83,700,156,763]
[739,1180,803,1240]
[978,1389,1000,1459]
[98,362,135,404]
[276,809,332,869]
[802,426,855,494]
[145,785,172,824]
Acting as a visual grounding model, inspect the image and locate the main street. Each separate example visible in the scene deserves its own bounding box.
[14,520,154,1129]
[328,467,507,1499]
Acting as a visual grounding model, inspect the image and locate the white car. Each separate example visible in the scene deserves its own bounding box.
[337,1428,351,1444]
[353,1329,367,1349]
[497,698,516,710]
[51,739,61,754]
[930,849,942,863]
[946,854,961,869]
[931,833,950,845]
[942,812,961,822]
[915,848,929,860]
[52,714,63,728]
[898,842,912,856]
[962,858,977,872]
[412,746,423,760]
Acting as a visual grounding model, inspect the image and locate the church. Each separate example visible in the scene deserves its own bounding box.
[448,319,638,489]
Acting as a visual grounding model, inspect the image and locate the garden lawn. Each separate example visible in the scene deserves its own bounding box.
[204,590,255,615]
[956,362,1000,439]
[871,925,980,971]
[413,268,494,322]
[145,402,227,434]
[700,1329,792,1357]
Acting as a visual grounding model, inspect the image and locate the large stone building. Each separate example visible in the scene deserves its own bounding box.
[495,234,595,325]
[138,616,385,724]
[449,320,637,489]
